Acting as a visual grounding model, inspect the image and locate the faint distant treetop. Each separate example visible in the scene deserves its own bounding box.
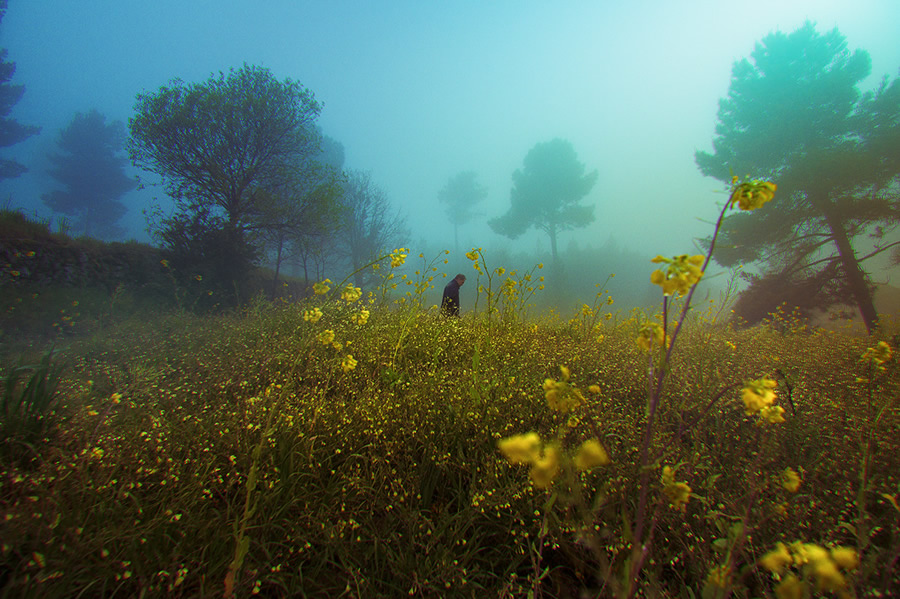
[43,109,136,239]
[695,22,900,333]
[438,170,486,251]
[490,138,597,268]
[128,63,323,231]
[0,0,41,182]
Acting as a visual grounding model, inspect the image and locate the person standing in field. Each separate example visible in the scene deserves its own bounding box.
[441,274,466,317]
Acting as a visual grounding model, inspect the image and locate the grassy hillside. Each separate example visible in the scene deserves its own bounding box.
[1,255,897,597]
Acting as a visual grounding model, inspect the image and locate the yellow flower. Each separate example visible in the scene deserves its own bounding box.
[741,378,777,415]
[543,367,585,413]
[760,542,793,574]
[390,248,408,268]
[332,342,343,351]
[573,439,610,470]
[303,307,323,323]
[317,329,335,345]
[830,547,859,570]
[781,467,801,493]
[498,432,542,465]
[341,354,357,373]
[861,340,892,369]
[313,279,332,295]
[661,466,691,511]
[759,405,786,424]
[774,574,806,599]
[650,254,705,296]
[636,322,667,352]
[729,180,776,211]
[353,309,370,325]
[705,565,731,589]
[341,285,362,303]
[529,445,560,489]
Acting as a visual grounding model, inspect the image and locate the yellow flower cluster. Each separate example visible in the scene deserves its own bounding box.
[312,279,332,295]
[861,340,892,370]
[497,433,559,489]
[341,285,362,303]
[572,439,610,470]
[650,254,705,297]
[390,248,408,268]
[635,322,668,352]
[352,309,370,325]
[729,179,777,211]
[760,541,857,596]
[498,433,610,489]
[781,467,801,493]
[741,378,777,415]
[317,330,335,346]
[303,307,323,323]
[543,366,586,412]
[661,466,692,511]
[341,354,357,373]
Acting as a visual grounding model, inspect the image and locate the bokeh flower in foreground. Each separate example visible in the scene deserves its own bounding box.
[729,178,776,211]
[650,254,705,297]
[741,378,777,415]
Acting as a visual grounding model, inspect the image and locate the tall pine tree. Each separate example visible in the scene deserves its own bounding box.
[43,110,136,238]
[0,0,40,182]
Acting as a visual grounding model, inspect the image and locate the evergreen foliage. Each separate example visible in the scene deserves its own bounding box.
[42,110,136,239]
[696,23,900,332]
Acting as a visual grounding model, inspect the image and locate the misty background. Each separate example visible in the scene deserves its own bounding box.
[2,0,899,311]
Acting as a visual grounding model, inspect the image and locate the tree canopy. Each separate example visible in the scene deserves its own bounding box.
[489,138,597,268]
[42,109,135,239]
[438,171,486,252]
[0,0,40,182]
[129,64,337,304]
[696,22,900,332]
[129,64,323,231]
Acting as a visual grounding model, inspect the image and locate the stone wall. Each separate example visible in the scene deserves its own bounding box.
[1,235,166,292]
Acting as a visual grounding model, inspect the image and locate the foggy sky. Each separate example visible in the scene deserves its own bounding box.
[2,1,899,281]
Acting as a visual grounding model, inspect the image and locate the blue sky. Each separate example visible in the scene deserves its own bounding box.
[2,0,899,278]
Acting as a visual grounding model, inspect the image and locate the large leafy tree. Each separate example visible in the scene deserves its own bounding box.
[438,170,486,252]
[490,138,597,268]
[0,0,40,182]
[42,110,136,239]
[696,23,900,332]
[129,64,329,301]
[129,64,322,231]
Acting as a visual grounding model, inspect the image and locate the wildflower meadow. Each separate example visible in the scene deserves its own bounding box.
[1,180,898,598]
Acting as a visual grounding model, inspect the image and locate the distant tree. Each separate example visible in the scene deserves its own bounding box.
[42,110,135,239]
[490,138,597,269]
[0,0,40,182]
[337,170,408,288]
[438,170,486,252]
[129,64,327,300]
[696,23,900,333]
[282,133,346,284]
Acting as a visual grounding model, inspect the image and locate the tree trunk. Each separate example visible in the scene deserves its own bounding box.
[548,226,559,268]
[271,233,284,300]
[823,208,879,333]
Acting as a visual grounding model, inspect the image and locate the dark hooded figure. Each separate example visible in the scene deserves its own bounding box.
[441,274,466,316]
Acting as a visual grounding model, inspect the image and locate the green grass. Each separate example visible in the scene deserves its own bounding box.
[0,280,897,598]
